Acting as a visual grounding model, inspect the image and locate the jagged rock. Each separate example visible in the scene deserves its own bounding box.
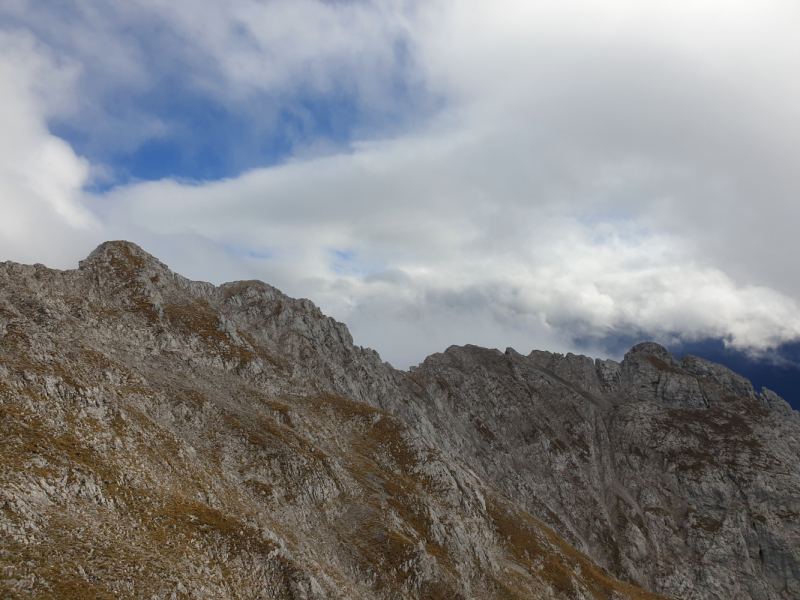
[0,241,798,600]
[680,354,757,399]
[758,387,797,419]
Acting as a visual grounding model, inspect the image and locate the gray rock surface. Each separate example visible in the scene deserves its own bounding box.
[401,343,800,599]
[1,241,798,600]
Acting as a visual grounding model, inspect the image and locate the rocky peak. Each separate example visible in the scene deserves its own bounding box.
[81,239,162,269]
[679,353,757,398]
[625,341,677,362]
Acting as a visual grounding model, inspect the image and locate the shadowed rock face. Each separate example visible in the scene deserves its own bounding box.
[0,241,797,600]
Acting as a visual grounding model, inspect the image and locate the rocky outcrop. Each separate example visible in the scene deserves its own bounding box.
[1,241,798,600]
[397,341,800,600]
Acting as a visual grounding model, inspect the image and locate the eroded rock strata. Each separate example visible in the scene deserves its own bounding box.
[0,241,797,599]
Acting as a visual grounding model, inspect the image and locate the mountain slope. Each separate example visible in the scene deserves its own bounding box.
[0,241,797,599]
[400,344,800,599]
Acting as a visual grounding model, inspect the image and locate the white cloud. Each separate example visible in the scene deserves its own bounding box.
[0,31,102,268]
[0,0,425,160]
[3,1,800,367]
[142,0,417,98]
[418,0,800,298]
[98,118,800,366]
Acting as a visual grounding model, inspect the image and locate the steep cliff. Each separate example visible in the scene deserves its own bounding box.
[0,241,797,600]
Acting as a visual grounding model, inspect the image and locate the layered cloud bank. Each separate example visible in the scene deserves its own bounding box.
[2,0,800,367]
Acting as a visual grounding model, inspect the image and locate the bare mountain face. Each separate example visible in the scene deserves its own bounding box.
[0,241,798,600]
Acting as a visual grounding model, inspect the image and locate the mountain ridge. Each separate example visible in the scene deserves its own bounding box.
[1,240,798,600]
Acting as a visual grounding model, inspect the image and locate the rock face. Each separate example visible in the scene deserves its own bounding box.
[0,241,798,600]
[402,345,800,600]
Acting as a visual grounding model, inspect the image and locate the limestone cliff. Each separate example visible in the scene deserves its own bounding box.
[0,241,797,600]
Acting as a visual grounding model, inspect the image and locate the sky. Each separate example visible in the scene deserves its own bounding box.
[1,1,800,407]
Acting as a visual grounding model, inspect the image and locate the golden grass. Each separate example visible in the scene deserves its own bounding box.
[164,301,255,363]
[487,497,672,600]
